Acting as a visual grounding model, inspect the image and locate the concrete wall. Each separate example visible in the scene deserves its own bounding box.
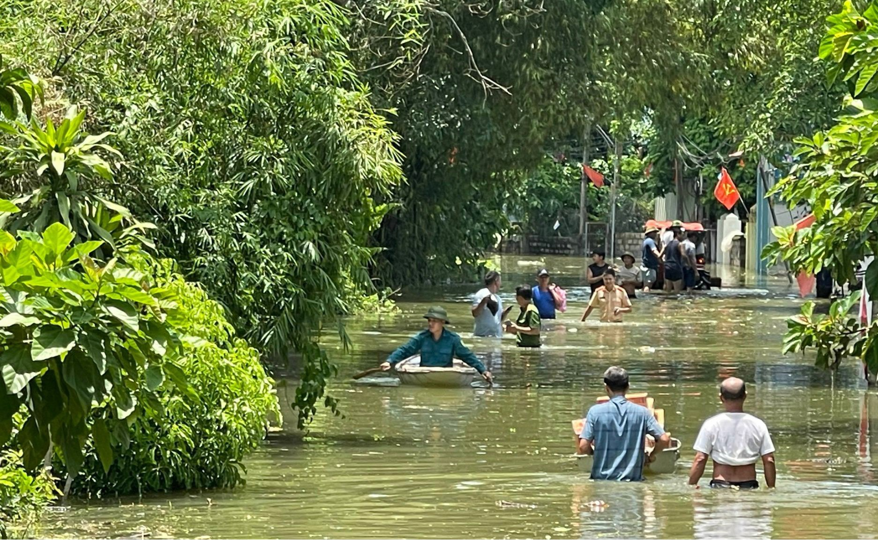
[614,232,642,260]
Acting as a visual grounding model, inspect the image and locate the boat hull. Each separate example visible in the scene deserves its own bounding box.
[395,355,477,388]
[575,437,681,476]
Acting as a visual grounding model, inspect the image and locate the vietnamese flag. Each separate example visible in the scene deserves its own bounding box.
[583,165,605,188]
[714,167,740,211]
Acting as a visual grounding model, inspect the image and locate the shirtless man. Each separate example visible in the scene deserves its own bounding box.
[688,378,776,489]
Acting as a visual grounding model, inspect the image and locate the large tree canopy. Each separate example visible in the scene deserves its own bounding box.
[0,0,403,427]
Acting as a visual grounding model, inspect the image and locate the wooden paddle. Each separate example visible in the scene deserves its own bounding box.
[352,366,386,380]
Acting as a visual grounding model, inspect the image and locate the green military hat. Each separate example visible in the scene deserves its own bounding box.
[423,306,450,323]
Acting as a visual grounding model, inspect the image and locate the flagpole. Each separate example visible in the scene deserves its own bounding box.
[608,134,620,261]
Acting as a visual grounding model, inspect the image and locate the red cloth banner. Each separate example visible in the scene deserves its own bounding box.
[714,167,740,211]
[583,165,605,188]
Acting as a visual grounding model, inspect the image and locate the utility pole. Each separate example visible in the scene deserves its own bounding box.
[579,123,591,255]
[610,130,621,261]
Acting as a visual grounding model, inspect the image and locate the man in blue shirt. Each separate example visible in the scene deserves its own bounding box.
[641,227,662,292]
[380,306,493,384]
[532,268,561,319]
[578,367,670,481]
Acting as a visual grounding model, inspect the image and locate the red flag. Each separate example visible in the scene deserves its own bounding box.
[795,213,815,230]
[583,165,605,188]
[714,167,740,211]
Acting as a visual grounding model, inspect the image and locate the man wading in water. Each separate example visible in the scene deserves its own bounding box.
[577,367,670,481]
[581,269,632,323]
[380,306,493,385]
[688,377,776,489]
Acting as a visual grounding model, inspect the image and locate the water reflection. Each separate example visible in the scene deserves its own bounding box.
[692,491,773,539]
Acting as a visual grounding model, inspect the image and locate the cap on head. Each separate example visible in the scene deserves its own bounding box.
[720,377,746,401]
[538,268,550,277]
[672,220,684,228]
[603,366,629,391]
[423,306,450,324]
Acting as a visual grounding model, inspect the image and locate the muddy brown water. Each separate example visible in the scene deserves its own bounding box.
[45,256,878,538]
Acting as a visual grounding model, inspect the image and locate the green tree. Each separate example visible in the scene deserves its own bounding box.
[764,0,878,374]
[0,0,403,428]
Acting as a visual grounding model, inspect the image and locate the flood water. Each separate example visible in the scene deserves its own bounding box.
[46,255,878,539]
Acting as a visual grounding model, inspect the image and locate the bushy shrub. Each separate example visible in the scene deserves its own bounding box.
[0,450,56,539]
[71,258,280,496]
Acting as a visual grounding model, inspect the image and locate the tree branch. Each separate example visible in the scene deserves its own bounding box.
[425,6,511,96]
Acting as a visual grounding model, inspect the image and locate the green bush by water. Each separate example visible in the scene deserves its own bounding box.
[0,450,56,539]
[71,258,280,496]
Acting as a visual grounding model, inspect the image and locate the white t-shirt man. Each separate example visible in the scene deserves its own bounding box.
[693,412,775,466]
[682,239,697,268]
[472,288,502,337]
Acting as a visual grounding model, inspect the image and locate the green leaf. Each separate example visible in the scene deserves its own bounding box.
[31,324,76,361]
[144,321,171,356]
[61,352,97,412]
[1,345,40,393]
[109,419,130,451]
[92,418,114,474]
[112,385,136,420]
[867,262,878,299]
[164,362,198,401]
[83,332,108,375]
[56,191,72,228]
[63,240,103,263]
[0,199,19,214]
[0,312,40,327]
[93,196,132,218]
[51,151,65,176]
[18,415,49,470]
[102,300,139,331]
[56,424,84,476]
[41,222,75,257]
[0,391,21,445]
[116,286,158,307]
[145,364,164,391]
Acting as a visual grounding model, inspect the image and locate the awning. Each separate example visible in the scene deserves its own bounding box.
[645,220,705,232]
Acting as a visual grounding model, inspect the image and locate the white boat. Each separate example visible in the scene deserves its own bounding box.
[575,437,682,475]
[394,355,477,388]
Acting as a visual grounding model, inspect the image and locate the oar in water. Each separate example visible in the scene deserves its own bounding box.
[352,366,386,380]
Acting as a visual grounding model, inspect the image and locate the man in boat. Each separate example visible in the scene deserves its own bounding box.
[580,269,632,323]
[577,367,670,481]
[380,306,493,384]
[688,377,776,489]
[472,271,513,338]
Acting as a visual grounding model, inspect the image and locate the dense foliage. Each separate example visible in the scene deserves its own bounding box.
[0,450,55,539]
[356,1,599,283]
[764,0,878,373]
[1,0,402,427]
[0,60,278,514]
[72,257,279,496]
